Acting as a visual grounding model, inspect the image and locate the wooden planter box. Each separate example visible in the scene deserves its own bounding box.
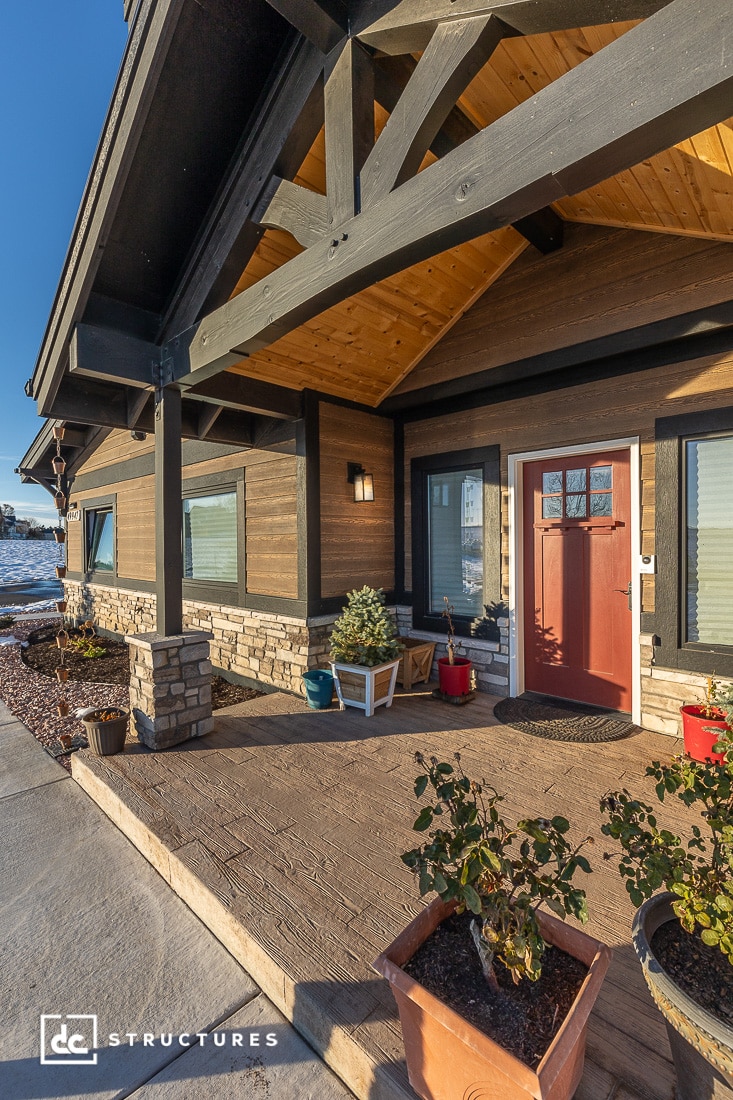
[396,638,437,690]
[330,659,399,717]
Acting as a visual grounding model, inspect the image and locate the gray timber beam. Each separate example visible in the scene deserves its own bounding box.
[154,386,183,636]
[263,0,348,53]
[325,39,374,225]
[255,177,329,247]
[353,0,668,53]
[174,0,733,385]
[183,372,302,420]
[160,36,326,337]
[360,14,512,206]
[69,323,159,387]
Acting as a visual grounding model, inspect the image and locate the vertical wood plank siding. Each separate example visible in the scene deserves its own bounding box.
[319,402,395,598]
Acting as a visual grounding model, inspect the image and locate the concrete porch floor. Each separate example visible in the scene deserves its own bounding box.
[71,685,690,1100]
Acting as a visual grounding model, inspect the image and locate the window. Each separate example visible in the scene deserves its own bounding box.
[87,508,114,572]
[183,491,238,584]
[655,410,733,676]
[685,434,733,647]
[412,447,500,634]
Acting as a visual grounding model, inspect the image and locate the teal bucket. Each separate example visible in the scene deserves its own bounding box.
[302,669,334,710]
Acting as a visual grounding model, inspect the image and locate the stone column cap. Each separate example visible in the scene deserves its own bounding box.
[124,630,214,650]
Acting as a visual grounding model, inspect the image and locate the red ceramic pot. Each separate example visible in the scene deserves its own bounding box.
[680,705,729,764]
[438,657,472,696]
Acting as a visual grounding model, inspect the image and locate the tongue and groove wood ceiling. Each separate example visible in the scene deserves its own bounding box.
[225,20,733,407]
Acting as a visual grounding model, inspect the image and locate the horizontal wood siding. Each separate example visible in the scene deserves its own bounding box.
[70,441,299,599]
[394,224,733,396]
[245,455,298,598]
[319,402,394,598]
[76,428,155,473]
[404,349,733,618]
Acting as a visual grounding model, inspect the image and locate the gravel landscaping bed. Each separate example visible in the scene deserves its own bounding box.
[0,617,263,771]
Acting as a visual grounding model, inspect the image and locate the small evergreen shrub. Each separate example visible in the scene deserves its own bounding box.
[329,586,402,668]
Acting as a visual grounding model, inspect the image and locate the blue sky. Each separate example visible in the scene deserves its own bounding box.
[0,2,127,524]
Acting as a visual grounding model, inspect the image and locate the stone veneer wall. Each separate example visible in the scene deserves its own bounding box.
[639,632,729,738]
[394,605,510,694]
[63,580,331,695]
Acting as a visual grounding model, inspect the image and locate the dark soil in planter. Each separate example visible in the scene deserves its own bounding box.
[403,909,588,1068]
[651,919,733,1027]
[21,625,263,709]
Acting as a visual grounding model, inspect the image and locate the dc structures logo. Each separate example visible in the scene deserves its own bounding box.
[40,1015,98,1065]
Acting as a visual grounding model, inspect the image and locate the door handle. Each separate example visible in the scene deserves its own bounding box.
[614,580,632,611]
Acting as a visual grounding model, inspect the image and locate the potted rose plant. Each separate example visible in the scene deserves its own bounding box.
[374,753,611,1100]
[600,712,733,1100]
[329,586,402,717]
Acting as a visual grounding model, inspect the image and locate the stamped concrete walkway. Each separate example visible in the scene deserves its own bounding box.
[70,686,692,1100]
[0,700,353,1100]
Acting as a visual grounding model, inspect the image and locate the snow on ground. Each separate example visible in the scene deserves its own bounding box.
[0,541,64,613]
[0,541,63,584]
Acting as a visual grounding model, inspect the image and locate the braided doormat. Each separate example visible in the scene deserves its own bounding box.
[493,695,640,743]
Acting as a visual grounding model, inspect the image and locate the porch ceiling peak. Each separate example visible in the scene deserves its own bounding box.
[174,0,733,388]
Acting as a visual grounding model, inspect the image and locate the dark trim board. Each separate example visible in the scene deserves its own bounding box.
[393,419,406,603]
[385,302,733,417]
[653,406,733,678]
[411,446,500,637]
[302,392,322,615]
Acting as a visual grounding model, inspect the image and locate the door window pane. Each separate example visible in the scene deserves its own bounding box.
[566,469,586,492]
[686,436,733,645]
[183,492,238,583]
[427,469,483,616]
[88,510,114,571]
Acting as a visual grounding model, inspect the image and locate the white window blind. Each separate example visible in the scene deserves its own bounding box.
[183,492,237,583]
[427,469,483,616]
[686,435,733,645]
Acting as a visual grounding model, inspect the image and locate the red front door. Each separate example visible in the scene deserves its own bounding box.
[523,450,632,712]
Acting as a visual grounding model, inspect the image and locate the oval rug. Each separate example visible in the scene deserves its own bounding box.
[493,695,641,743]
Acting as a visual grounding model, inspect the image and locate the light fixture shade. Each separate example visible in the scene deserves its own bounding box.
[354,472,375,503]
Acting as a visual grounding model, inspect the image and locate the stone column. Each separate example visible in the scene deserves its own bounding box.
[126,630,214,750]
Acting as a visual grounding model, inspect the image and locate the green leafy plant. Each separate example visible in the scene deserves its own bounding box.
[329,586,402,667]
[600,721,733,964]
[68,622,106,659]
[402,752,592,989]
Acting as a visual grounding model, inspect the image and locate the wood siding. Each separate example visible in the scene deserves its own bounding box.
[393,223,733,395]
[404,348,733,615]
[69,436,298,598]
[319,402,394,598]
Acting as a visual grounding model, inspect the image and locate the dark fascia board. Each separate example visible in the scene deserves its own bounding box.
[33,0,188,417]
[263,0,348,53]
[386,305,733,421]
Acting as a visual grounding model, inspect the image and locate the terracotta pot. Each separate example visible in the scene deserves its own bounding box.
[680,705,729,764]
[82,710,129,756]
[632,893,733,1100]
[374,897,611,1100]
[438,656,472,696]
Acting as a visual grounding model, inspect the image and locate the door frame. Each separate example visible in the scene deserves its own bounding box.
[507,437,641,724]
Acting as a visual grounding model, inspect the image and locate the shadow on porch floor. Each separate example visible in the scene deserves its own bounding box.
[72,684,687,1100]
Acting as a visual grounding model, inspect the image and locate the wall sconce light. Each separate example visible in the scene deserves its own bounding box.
[347,462,374,503]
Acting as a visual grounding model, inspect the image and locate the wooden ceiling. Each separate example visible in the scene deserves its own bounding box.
[225,19,733,407]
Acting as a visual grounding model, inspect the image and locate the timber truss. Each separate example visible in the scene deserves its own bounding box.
[32,0,733,431]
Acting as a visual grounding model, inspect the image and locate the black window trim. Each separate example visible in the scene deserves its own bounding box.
[181,470,245,606]
[411,446,500,637]
[655,407,733,677]
[82,495,117,581]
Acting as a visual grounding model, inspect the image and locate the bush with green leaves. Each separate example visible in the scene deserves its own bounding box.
[329,586,402,667]
[401,752,592,990]
[600,723,733,964]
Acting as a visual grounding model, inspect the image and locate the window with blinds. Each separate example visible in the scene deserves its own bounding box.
[427,469,483,617]
[686,434,733,646]
[183,491,238,583]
